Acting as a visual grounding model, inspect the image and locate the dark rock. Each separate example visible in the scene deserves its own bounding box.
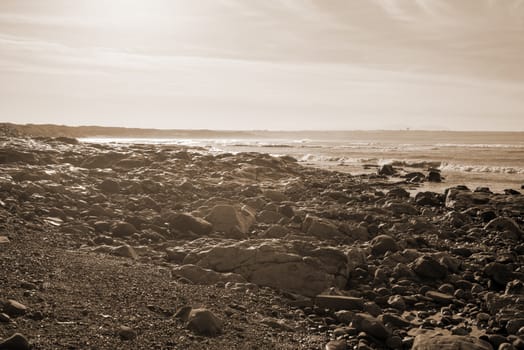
[370,234,398,255]
[99,179,120,194]
[427,171,442,182]
[484,262,514,286]
[378,164,395,176]
[186,308,223,336]
[0,333,30,350]
[3,300,27,317]
[412,255,447,280]
[315,295,364,311]
[352,313,390,340]
[118,325,136,340]
[387,188,410,199]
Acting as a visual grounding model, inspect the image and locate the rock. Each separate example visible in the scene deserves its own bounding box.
[0,333,30,350]
[0,236,9,244]
[303,215,339,238]
[370,235,398,255]
[325,340,348,350]
[505,280,524,295]
[427,171,442,182]
[112,222,137,237]
[263,189,288,202]
[484,263,514,286]
[186,308,223,336]
[205,204,255,237]
[352,313,390,340]
[385,202,418,215]
[415,192,443,206]
[315,295,364,311]
[261,225,288,238]
[118,326,136,340]
[506,319,524,335]
[425,291,455,304]
[168,213,212,235]
[257,210,281,224]
[412,332,493,350]
[0,313,11,323]
[484,218,523,239]
[3,300,27,317]
[173,264,246,285]
[412,255,447,280]
[388,295,406,311]
[387,187,410,199]
[98,179,120,194]
[378,164,395,176]
[112,245,138,259]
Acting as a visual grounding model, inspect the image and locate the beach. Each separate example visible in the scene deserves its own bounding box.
[1,127,523,349]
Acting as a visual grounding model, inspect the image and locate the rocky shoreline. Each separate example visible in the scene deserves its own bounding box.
[1,131,523,349]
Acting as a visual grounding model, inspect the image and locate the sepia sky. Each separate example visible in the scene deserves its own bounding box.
[1,0,524,131]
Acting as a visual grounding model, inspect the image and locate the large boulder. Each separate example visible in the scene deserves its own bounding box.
[412,332,492,350]
[185,240,350,297]
[168,213,212,235]
[205,205,255,237]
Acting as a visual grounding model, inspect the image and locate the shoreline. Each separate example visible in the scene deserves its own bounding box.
[1,133,523,349]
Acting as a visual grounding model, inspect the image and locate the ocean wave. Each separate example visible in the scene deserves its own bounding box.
[439,162,524,174]
[434,143,524,149]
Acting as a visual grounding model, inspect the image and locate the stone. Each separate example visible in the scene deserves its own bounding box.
[325,340,348,350]
[112,245,138,259]
[0,333,30,350]
[506,319,524,335]
[173,264,246,285]
[412,255,447,279]
[303,215,339,238]
[263,189,288,202]
[427,171,442,182]
[412,332,493,350]
[484,263,514,286]
[315,295,364,311]
[3,300,27,317]
[415,192,443,206]
[378,164,395,176]
[352,313,390,340]
[98,179,120,193]
[0,236,9,244]
[118,326,136,340]
[388,295,406,311]
[425,291,455,304]
[186,308,223,336]
[205,204,255,237]
[385,202,419,215]
[168,213,212,235]
[370,235,398,255]
[484,218,523,239]
[112,222,137,237]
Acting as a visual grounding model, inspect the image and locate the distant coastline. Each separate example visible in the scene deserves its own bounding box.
[2,122,523,143]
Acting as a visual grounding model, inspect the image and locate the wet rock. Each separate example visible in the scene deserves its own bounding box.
[205,204,255,237]
[173,264,246,285]
[427,171,442,182]
[0,333,30,350]
[168,213,212,235]
[370,234,398,255]
[412,255,447,280]
[378,164,395,176]
[352,313,390,340]
[412,332,493,350]
[186,308,223,336]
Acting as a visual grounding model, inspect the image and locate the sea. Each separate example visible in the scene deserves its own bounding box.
[80,131,524,194]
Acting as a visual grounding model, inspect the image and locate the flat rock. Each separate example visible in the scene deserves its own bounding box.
[173,264,246,285]
[412,332,493,350]
[425,291,455,304]
[3,300,27,317]
[315,295,364,311]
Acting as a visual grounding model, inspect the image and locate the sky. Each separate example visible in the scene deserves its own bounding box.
[1,0,524,131]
